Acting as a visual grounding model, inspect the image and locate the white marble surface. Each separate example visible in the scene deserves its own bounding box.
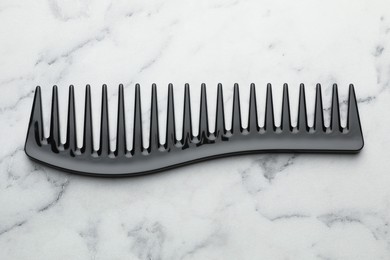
[1,0,390,259]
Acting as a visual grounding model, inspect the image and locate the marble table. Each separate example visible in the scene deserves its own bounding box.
[1,0,389,259]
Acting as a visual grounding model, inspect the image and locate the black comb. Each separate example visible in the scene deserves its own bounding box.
[24,83,364,177]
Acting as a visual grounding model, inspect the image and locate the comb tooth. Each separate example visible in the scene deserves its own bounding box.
[347,84,361,130]
[181,83,192,146]
[264,84,275,131]
[248,83,259,133]
[331,84,341,132]
[49,86,61,150]
[215,83,226,138]
[149,84,160,152]
[65,85,77,151]
[98,85,110,156]
[115,84,127,156]
[27,86,44,144]
[165,84,176,149]
[281,84,292,131]
[132,84,143,154]
[82,85,94,154]
[199,83,209,140]
[297,84,308,132]
[314,84,325,131]
[231,83,242,134]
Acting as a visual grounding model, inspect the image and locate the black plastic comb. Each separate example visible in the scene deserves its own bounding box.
[24,83,364,177]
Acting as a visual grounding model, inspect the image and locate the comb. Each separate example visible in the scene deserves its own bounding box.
[24,83,364,177]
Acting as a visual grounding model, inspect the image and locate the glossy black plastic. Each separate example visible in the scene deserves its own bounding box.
[24,83,364,177]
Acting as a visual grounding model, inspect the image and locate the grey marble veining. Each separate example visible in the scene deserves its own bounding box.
[0,0,390,259]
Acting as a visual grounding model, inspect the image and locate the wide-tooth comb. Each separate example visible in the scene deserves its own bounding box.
[24,83,364,177]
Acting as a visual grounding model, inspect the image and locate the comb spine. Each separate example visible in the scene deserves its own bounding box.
[314,84,325,132]
[264,84,275,131]
[231,83,242,134]
[82,85,94,154]
[132,84,143,154]
[198,83,209,141]
[115,84,127,156]
[165,84,176,150]
[331,84,341,132]
[49,85,61,151]
[281,84,292,132]
[297,84,308,132]
[248,83,259,133]
[181,84,192,147]
[65,85,77,151]
[26,86,44,146]
[149,84,160,152]
[215,83,226,139]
